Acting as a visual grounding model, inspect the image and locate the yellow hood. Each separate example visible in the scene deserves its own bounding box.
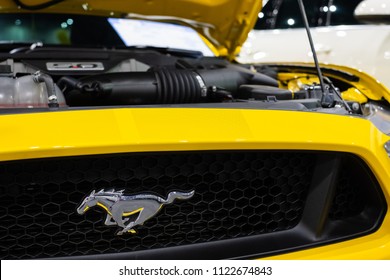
[0,0,262,58]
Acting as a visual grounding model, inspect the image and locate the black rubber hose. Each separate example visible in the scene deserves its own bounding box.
[57,76,80,92]
[64,70,206,106]
[33,72,59,108]
[62,67,280,106]
[155,68,202,104]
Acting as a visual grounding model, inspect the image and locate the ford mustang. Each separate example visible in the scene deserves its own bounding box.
[0,0,389,260]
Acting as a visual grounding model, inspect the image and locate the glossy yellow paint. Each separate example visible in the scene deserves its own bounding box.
[278,73,319,94]
[0,107,390,259]
[123,208,144,217]
[341,88,369,104]
[97,202,112,216]
[278,73,369,103]
[275,62,390,103]
[0,108,389,162]
[326,63,390,103]
[0,0,262,59]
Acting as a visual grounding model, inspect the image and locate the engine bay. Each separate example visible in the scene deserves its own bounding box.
[0,47,385,117]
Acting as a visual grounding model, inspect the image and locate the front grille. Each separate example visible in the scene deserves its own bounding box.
[0,151,385,259]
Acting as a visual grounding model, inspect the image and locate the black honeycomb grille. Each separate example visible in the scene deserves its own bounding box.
[0,151,315,259]
[328,156,372,220]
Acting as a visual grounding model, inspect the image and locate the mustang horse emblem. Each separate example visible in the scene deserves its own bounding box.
[77,189,195,235]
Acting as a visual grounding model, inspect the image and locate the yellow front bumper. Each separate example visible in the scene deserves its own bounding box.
[1,107,389,259]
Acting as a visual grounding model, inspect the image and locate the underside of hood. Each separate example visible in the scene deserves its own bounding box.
[0,0,262,59]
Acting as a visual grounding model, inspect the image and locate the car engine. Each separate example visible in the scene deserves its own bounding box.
[0,47,374,116]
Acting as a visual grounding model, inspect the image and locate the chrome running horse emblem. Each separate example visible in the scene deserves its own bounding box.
[77,189,195,235]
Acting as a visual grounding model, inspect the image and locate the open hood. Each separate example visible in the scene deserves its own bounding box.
[0,0,262,58]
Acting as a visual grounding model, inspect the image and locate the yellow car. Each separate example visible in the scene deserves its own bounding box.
[0,0,389,260]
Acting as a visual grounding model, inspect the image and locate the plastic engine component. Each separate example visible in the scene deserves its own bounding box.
[0,75,66,108]
[62,67,280,106]
[64,69,207,106]
[238,85,293,100]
